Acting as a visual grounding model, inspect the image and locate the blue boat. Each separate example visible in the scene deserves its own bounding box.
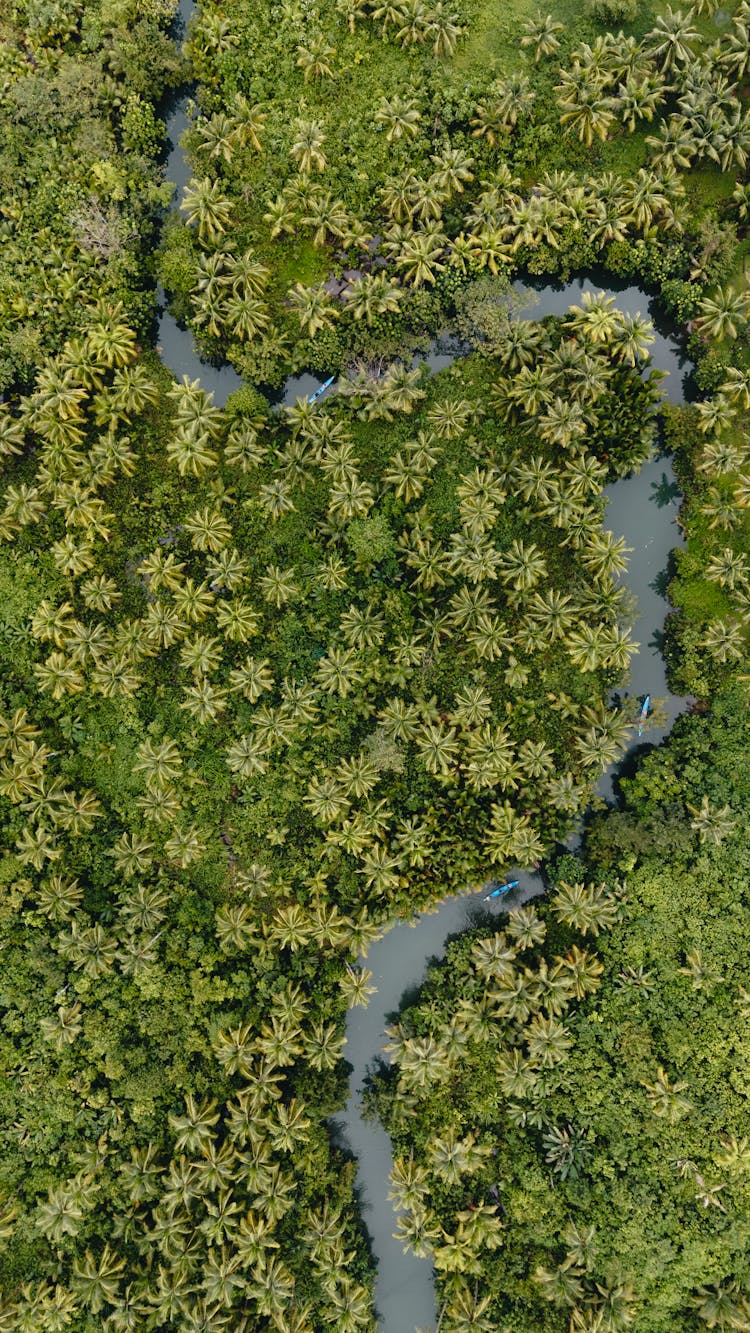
[307,375,335,405]
[637,694,650,737]
[484,879,520,902]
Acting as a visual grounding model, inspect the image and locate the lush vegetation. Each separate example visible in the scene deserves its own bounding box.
[0,288,664,1326]
[2,0,750,1328]
[369,688,750,1331]
[0,0,183,391]
[161,0,750,385]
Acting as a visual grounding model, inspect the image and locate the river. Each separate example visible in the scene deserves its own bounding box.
[158,11,690,1328]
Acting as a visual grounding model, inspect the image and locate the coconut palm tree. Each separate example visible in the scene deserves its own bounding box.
[521,11,563,62]
[72,1245,125,1315]
[705,547,749,590]
[687,794,737,844]
[618,73,665,133]
[296,33,336,81]
[695,286,750,341]
[534,1259,586,1308]
[427,2,463,56]
[375,94,422,142]
[395,225,448,286]
[646,5,700,71]
[324,1279,372,1331]
[86,301,138,369]
[552,880,619,935]
[691,1283,750,1331]
[181,177,234,245]
[343,273,403,326]
[287,283,338,336]
[195,111,236,165]
[394,0,430,47]
[499,538,547,592]
[430,145,474,196]
[491,73,537,130]
[290,119,327,174]
[558,82,616,147]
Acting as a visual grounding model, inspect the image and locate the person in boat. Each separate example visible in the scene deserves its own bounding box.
[637,693,650,737]
[484,879,520,902]
[307,375,335,404]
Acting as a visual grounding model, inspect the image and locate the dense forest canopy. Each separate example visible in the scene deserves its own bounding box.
[370,690,750,1332]
[0,0,749,1328]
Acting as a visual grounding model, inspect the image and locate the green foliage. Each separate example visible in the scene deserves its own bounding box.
[5,0,750,1327]
[0,0,182,385]
[372,691,750,1332]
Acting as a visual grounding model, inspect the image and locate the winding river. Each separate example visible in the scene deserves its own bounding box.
[159,10,691,1327]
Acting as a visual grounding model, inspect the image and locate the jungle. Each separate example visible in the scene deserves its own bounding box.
[0,0,750,1329]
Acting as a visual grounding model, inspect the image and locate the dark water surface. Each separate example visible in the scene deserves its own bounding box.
[159,20,691,1328]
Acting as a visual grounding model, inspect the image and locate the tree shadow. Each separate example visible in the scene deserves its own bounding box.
[648,626,666,655]
[650,569,670,598]
[650,471,681,508]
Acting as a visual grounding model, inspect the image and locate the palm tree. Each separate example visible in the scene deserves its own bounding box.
[34,652,84,700]
[230,93,266,152]
[521,11,563,62]
[705,547,749,590]
[287,282,338,336]
[695,286,750,341]
[499,538,547,592]
[164,824,205,866]
[303,1020,345,1071]
[224,292,270,341]
[691,1284,750,1330]
[395,0,430,47]
[560,944,604,998]
[196,111,236,164]
[181,177,234,245]
[535,1259,587,1308]
[133,737,182,791]
[558,84,616,147]
[543,1122,593,1180]
[642,1066,691,1121]
[375,94,421,142]
[296,33,336,80]
[337,0,367,31]
[397,1033,452,1090]
[247,1253,295,1318]
[618,73,665,133]
[300,190,348,246]
[86,301,138,369]
[324,1279,372,1331]
[395,225,448,286]
[552,880,619,935]
[36,1179,89,1243]
[264,191,299,238]
[687,795,736,844]
[426,2,463,55]
[72,1245,125,1315]
[340,963,377,1007]
[343,272,403,325]
[703,617,745,663]
[611,312,655,367]
[290,119,327,174]
[470,100,509,148]
[490,73,536,129]
[430,145,473,196]
[271,903,313,952]
[646,5,700,71]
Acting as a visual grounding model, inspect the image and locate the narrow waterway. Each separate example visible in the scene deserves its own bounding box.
[158,15,691,1328]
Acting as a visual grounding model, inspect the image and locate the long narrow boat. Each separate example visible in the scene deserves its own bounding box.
[484,879,520,902]
[307,375,335,405]
[637,693,651,737]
